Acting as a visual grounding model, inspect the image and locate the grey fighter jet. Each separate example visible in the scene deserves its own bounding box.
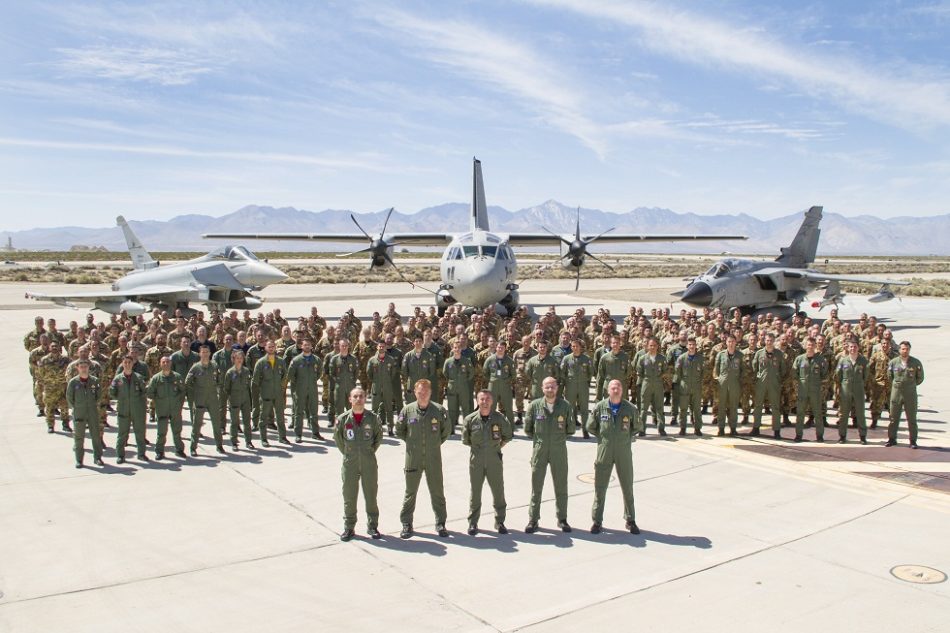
[26,216,288,316]
[678,206,909,319]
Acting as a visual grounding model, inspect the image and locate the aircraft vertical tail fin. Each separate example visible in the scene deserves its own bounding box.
[470,158,490,232]
[776,205,822,268]
[116,216,157,271]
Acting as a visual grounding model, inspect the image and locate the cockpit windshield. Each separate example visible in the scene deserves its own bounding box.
[705,258,748,278]
[209,245,259,261]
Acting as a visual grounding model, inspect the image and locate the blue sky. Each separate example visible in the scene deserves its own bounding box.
[2,0,950,230]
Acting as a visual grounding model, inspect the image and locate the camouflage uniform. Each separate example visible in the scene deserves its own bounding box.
[512,346,537,419]
[38,351,71,430]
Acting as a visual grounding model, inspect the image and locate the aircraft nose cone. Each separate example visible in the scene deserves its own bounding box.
[681,281,713,307]
[241,263,289,286]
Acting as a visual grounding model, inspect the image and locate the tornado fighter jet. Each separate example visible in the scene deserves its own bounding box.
[26,216,288,316]
[678,206,910,319]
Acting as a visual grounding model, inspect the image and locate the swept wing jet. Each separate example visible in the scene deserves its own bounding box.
[678,205,910,319]
[204,158,747,315]
[26,216,288,316]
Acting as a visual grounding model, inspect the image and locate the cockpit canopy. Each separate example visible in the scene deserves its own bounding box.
[704,257,752,278]
[445,233,513,261]
[208,245,259,262]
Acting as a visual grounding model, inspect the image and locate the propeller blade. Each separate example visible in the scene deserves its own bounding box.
[337,247,373,257]
[575,207,582,241]
[349,214,372,240]
[585,226,616,245]
[542,226,572,246]
[382,251,408,282]
[587,252,615,272]
[380,207,395,237]
[575,268,581,291]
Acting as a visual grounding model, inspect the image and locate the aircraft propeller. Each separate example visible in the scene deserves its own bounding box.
[339,207,407,282]
[543,207,616,291]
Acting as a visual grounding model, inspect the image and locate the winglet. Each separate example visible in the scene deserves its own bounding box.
[776,205,822,268]
[116,216,158,271]
[470,158,490,232]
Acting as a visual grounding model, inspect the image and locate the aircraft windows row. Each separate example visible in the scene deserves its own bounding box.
[463,245,480,258]
[445,243,513,260]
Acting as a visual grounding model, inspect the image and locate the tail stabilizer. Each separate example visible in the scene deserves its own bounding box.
[116,216,157,271]
[470,158,490,232]
[776,206,822,268]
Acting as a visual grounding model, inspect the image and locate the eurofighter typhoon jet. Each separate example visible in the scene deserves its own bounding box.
[26,216,288,316]
[205,158,747,316]
[678,206,910,319]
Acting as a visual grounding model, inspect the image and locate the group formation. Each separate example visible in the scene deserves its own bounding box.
[25,302,924,538]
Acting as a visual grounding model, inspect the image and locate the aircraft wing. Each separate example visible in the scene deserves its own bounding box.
[202,232,454,247]
[504,233,747,247]
[756,268,911,287]
[25,285,193,308]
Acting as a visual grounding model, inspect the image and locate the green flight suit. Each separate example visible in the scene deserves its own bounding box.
[329,353,360,423]
[223,365,254,445]
[666,343,688,418]
[253,356,288,443]
[792,353,828,439]
[395,400,452,527]
[402,350,437,403]
[146,370,186,456]
[484,354,516,425]
[835,355,869,441]
[288,352,322,439]
[66,375,102,465]
[635,353,667,432]
[367,355,399,431]
[586,398,639,525]
[110,371,148,459]
[462,410,512,525]
[524,396,576,523]
[334,408,383,531]
[442,355,475,426]
[887,356,925,445]
[560,353,593,426]
[170,349,198,416]
[752,348,785,433]
[186,361,224,451]
[525,353,560,399]
[245,343,267,428]
[673,353,704,431]
[714,350,745,432]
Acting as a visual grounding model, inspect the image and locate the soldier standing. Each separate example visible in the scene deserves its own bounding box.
[402,334,437,404]
[462,390,513,535]
[186,345,225,455]
[635,338,667,436]
[442,341,475,431]
[329,339,360,425]
[792,337,828,443]
[66,360,103,468]
[29,334,50,417]
[713,334,744,437]
[367,346,399,436]
[673,337,704,436]
[334,388,383,541]
[835,340,869,444]
[586,379,640,535]
[752,333,785,438]
[396,379,452,539]
[146,355,186,458]
[524,376,575,533]
[512,336,537,426]
[110,356,149,463]
[287,339,324,441]
[223,350,255,449]
[560,339,593,439]
[886,341,925,448]
[253,340,288,447]
[868,338,897,428]
[38,341,72,434]
[484,340,516,428]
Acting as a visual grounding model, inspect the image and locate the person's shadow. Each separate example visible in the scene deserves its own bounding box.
[362,532,448,557]
[570,527,713,549]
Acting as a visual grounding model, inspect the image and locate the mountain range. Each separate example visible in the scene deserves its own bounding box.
[3,201,948,255]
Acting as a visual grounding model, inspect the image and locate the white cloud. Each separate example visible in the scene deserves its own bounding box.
[527,0,950,130]
[54,46,213,86]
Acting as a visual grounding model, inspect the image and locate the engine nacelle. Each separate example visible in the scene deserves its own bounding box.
[95,300,147,316]
[228,295,264,310]
[868,289,896,303]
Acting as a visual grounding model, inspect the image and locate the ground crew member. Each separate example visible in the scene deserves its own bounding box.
[170,336,197,417]
[66,360,103,468]
[666,332,689,418]
[367,346,399,435]
[673,337,704,435]
[334,387,382,541]
[38,341,71,433]
[714,334,744,436]
[329,339,360,424]
[111,355,148,463]
[484,340,516,427]
[752,333,785,438]
[525,340,560,401]
[586,379,640,535]
[868,339,897,428]
[635,338,666,436]
[835,340,869,444]
[792,337,828,442]
[524,376,575,533]
[402,335,437,403]
[223,350,255,449]
[512,336,537,425]
[186,344,225,455]
[287,339,324,441]
[395,379,452,539]
[29,334,50,417]
[886,341,925,448]
[462,390,513,535]
[253,340,288,446]
[146,356,186,458]
[442,341,475,430]
[560,339,593,439]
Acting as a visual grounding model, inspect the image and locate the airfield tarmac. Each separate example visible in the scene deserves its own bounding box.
[1,277,948,632]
